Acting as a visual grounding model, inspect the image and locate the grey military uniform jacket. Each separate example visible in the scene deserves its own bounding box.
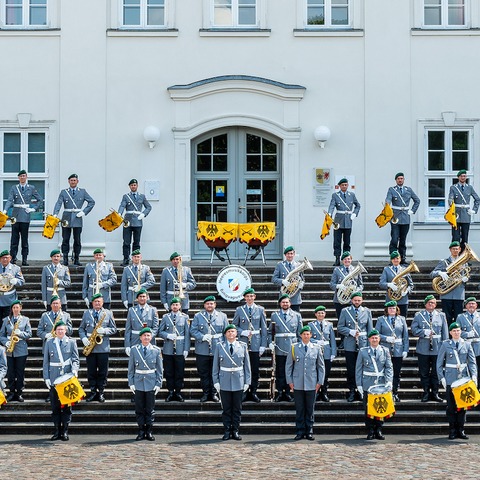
[328,190,361,229]
[458,311,480,356]
[53,187,95,228]
[337,305,373,352]
[78,309,117,354]
[411,309,448,356]
[448,183,480,224]
[43,336,80,383]
[118,192,152,227]
[232,303,267,352]
[191,310,228,356]
[437,339,477,386]
[431,257,465,301]
[375,315,409,358]
[124,304,159,348]
[41,263,71,305]
[158,311,191,355]
[82,261,117,303]
[379,265,413,306]
[120,264,155,305]
[356,345,393,391]
[267,309,303,357]
[309,320,337,359]
[330,265,363,304]
[4,183,43,223]
[0,315,32,357]
[385,185,420,225]
[271,260,304,305]
[160,266,196,311]
[212,340,252,392]
[0,263,25,307]
[37,311,74,350]
[286,342,325,390]
[128,344,163,392]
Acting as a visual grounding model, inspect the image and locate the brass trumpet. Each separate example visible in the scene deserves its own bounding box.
[323,210,340,230]
[8,216,16,225]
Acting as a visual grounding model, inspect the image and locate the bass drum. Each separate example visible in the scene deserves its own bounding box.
[216,264,252,302]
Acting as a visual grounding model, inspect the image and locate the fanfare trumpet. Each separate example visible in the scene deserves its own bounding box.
[98,209,129,232]
[42,213,68,239]
[323,210,340,230]
[0,211,16,230]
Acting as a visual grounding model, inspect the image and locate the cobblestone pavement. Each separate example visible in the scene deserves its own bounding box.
[3,435,480,479]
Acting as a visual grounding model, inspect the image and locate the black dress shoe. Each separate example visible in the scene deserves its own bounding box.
[284,393,294,403]
[61,432,69,441]
[10,259,16,265]
[22,260,29,266]
[431,392,444,403]
[166,392,175,402]
[98,393,106,403]
[211,393,220,403]
[62,260,69,266]
[16,394,24,402]
[231,431,242,441]
[306,433,315,441]
[448,429,457,440]
[200,394,208,402]
[294,434,304,441]
[175,392,185,402]
[73,260,82,266]
[366,429,375,440]
[86,391,97,402]
[120,260,129,267]
[222,430,231,441]
[145,432,155,441]
[6,393,15,402]
[135,431,145,441]
[421,392,430,402]
[319,392,330,402]
[457,430,469,440]
[347,391,355,403]
[274,393,283,402]
[50,431,61,441]
[333,257,340,266]
[375,429,385,440]
[251,393,261,403]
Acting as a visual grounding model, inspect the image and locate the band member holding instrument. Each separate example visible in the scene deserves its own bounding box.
[41,249,71,311]
[160,252,196,316]
[411,295,448,403]
[79,293,117,403]
[458,297,480,385]
[0,300,32,402]
[43,320,80,441]
[375,300,408,402]
[437,321,477,440]
[337,292,373,403]
[356,329,393,440]
[191,295,228,402]
[385,172,420,264]
[128,327,163,441]
[232,288,267,403]
[0,250,25,321]
[121,249,155,309]
[309,305,336,402]
[53,173,95,266]
[82,248,117,310]
[448,169,480,252]
[158,297,190,402]
[328,178,361,266]
[268,294,303,402]
[118,179,152,266]
[271,246,305,312]
[3,170,43,266]
[213,324,251,441]
[286,325,325,441]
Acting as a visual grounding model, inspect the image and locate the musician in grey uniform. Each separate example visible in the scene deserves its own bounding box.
[448,169,480,252]
[328,178,361,266]
[356,329,393,440]
[268,294,303,402]
[0,300,32,402]
[232,288,267,403]
[37,296,73,352]
[213,324,251,441]
[337,292,373,402]
[437,321,477,440]
[375,300,409,402]
[309,305,336,402]
[128,327,163,441]
[121,249,155,308]
[79,293,117,403]
[286,325,325,441]
[0,250,25,320]
[271,246,305,312]
[82,248,117,310]
[118,179,152,266]
[191,295,228,402]
[53,173,95,266]
[431,241,466,324]
[43,320,80,441]
[385,172,420,264]
[41,249,71,311]
[158,297,190,402]
[411,294,449,402]
[457,297,480,384]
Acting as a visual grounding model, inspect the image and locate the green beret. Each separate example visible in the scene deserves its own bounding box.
[224,324,237,334]
[68,173,78,180]
[93,248,104,255]
[390,250,400,259]
[54,320,66,329]
[204,295,216,303]
[131,249,141,256]
[278,294,290,304]
[0,250,10,257]
[170,297,181,305]
[18,169,27,176]
[243,288,255,296]
[50,249,61,257]
[136,288,147,298]
[50,295,60,304]
[449,322,461,331]
[314,305,326,312]
[300,325,311,334]
[341,251,351,260]
[465,297,477,305]
[457,169,467,177]
[11,300,22,307]
[424,294,436,305]
[283,246,294,255]
[395,172,404,179]
[91,293,103,302]
[129,178,138,185]
[385,300,397,308]
[350,291,362,299]
[368,329,380,338]
[337,178,348,185]
[139,327,152,336]
[170,251,180,261]
[449,241,460,248]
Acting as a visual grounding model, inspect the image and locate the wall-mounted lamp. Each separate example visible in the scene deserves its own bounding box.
[143,126,161,149]
[314,126,331,148]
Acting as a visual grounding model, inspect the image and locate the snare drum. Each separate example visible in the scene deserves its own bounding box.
[54,373,86,407]
[451,377,480,411]
[367,384,396,420]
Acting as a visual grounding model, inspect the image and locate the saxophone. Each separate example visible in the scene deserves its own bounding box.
[280,257,313,297]
[387,260,420,301]
[177,258,186,299]
[83,311,106,356]
[432,244,479,295]
[337,262,367,305]
[7,317,22,354]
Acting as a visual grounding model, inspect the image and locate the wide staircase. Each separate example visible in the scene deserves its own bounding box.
[1,259,479,436]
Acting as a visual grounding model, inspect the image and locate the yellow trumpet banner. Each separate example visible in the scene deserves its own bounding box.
[375,203,394,228]
[238,222,276,244]
[367,391,396,420]
[452,379,480,411]
[0,389,6,406]
[197,221,238,242]
[42,215,60,239]
[444,202,457,229]
[99,211,123,232]
[320,213,334,240]
[0,211,7,230]
[55,377,86,408]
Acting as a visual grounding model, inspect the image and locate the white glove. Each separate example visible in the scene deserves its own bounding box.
[439,271,449,281]
[84,298,90,307]
[137,213,145,221]
[45,379,51,389]
[281,279,291,287]
[202,334,212,343]
[2,210,6,214]
[336,283,346,291]
[133,284,141,293]
[269,342,275,351]
[182,282,187,288]
[386,336,395,344]
[76,211,85,218]
[462,276,469,283]
[387,282,398,292]
[468,208,474,216]
[357,386,363,395]
[130,385,136,393]
[183,351,188,359]
[330,355,336,361]
[259,347,266,356]
[166,333,177,340]
[45,333,53,340]
[163,303,169,311]
[350,213,356,220]
[385,382,393,391]
[125,347,131,357]
[154,386,160,395]
[441,378,446,389]
[123,300,129,309]
[468,330,475,338]
[402,287,410,297]
[25,207,35,214]
[243,384,249,392]
[96,327,106,335]
[424,329,431,337]
[349,329,357,337]
[14,329,21,335]
[9,278,18,286]
[82,337,89,347]
[5,341,10,349]
[42,301,47,310]
[72,370,78,378]
[298,280,305,289]
[407,209,414,215]
[214,383,221,393]
[241,331,251,337]
[402,352,408,359]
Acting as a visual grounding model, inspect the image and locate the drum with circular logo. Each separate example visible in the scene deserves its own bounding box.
[216,264,252,302]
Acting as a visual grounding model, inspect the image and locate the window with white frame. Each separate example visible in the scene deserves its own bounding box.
[213,0,257,27]
[3,0,47,27]
[425,128,471,221]
[122,0,165,27]
[306,0,350,27]
[424,0,466,28]
[1,130,46,221]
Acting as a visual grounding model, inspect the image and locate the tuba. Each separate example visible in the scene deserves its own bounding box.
[387,260,420,301]
[83,311,106,356]
[280,257,313,298]
[432,244,479,295]
[0,273,14,293]
[337,262,368,305]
